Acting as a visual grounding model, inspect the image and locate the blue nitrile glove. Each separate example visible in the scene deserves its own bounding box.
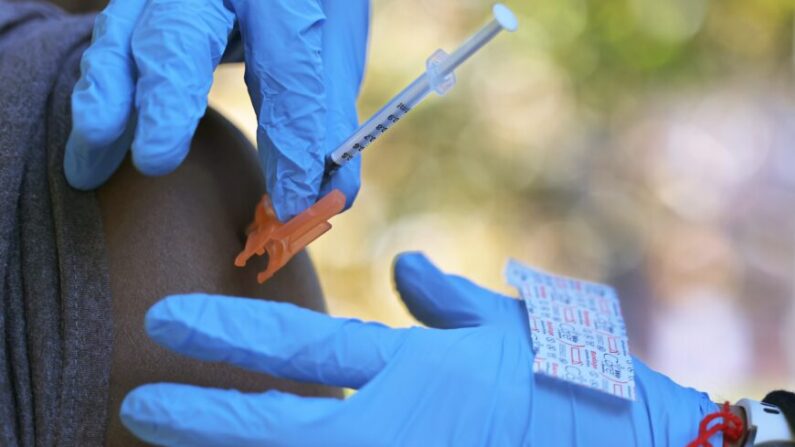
[120,253,720,447]
[65,0,368,221]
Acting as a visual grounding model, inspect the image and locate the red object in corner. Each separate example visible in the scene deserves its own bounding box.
[235,190,346,283]
[686,402,745,447]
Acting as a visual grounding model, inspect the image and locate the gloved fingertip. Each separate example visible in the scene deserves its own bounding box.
[63,135,99,191]
[338,181,359,211]
[333,166,362,209]
[271,193,316,222]
[120,383,156,420]
[131,138,190,176]
[144,294,205,348]
[67,121,112,149]
[120,383,191,446]
[63,122,133,190]
[321,159,361,211]
[70,65,136,146]
[271,202,298,223]
[393,252,445,303]
[339,186,359,212]
[119,384,165,438]
[394,252,436,281]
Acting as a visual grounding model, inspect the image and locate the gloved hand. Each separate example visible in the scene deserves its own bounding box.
[65,0,368,221]
[120,253,719,446]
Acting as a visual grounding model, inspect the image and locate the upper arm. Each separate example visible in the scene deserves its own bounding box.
[97,108,340,446]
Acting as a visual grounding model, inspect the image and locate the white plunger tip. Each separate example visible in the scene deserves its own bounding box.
[493,4,518,32]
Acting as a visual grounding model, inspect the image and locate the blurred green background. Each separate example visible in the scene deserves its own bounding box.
[209,0,795,402]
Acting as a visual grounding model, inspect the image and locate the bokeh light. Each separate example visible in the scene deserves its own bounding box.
[209,0,795,401]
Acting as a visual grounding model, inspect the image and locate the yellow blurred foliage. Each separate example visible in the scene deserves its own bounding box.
[209,0,795,400]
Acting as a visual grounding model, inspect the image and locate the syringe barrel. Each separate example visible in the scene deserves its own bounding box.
[328,74,431,166]
[435,19,503,77]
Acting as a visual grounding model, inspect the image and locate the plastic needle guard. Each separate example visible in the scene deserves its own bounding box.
[235,189,346,283]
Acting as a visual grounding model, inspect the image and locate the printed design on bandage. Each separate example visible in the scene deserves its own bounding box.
[506,260,636,401]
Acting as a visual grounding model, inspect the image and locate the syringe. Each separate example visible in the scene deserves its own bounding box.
[326,3,518,169]
[237,4,518,284]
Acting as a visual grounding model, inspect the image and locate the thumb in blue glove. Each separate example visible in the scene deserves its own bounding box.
[66,0,369,221]
[120,253,719,446]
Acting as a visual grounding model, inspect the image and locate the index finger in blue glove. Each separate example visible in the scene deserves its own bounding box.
[230,0,327,221]
[121,384,348,447]
[320,156,361,210]
[393,252,524,329]
[64,0,146,190]
[318,0,370,210]
[145,294,408,389]
[129,0,234,175]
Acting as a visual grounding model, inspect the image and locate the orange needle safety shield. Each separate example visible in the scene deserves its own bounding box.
[235,190,346,283]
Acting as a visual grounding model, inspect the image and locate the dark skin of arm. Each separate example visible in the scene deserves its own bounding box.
[98,109,340,446]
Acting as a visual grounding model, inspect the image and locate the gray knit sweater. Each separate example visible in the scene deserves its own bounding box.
[0,3,112,446]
